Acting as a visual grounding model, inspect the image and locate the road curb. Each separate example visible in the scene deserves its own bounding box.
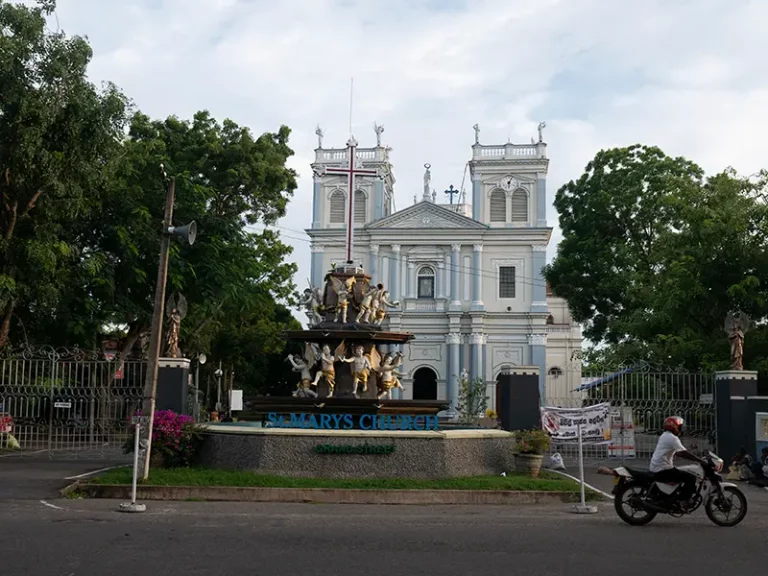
[72,483,604,505]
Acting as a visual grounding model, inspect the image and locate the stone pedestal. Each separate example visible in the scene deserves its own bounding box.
[157,358,190,415]
[496,367,541,432]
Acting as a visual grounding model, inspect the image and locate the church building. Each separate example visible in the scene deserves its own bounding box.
[305,126,582,411]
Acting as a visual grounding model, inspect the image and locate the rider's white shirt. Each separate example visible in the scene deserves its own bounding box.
[649,431,686,472]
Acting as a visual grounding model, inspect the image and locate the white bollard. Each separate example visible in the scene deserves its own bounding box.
[119,420,146,513]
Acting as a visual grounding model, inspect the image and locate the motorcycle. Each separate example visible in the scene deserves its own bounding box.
[611,451,748,527]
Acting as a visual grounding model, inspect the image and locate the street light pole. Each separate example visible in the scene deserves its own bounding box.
[215,363,223,412]
[139,171,176,481]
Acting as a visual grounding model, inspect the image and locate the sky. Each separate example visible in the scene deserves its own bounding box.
[43,0,768,313]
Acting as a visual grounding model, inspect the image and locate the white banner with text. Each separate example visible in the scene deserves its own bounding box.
[540,403,612,442]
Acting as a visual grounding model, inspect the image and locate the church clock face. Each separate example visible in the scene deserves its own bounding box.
[500,175,518,191]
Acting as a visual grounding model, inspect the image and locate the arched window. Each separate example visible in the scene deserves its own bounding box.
[417,266,435,299]
[511,189,528,222]
[547,366,563,379]
[354,190,367,223]
[546,314,554,325]
[329,190,345,223]
[490,189,506,222]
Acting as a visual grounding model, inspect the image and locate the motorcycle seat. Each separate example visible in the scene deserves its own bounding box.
[625,467,657,482]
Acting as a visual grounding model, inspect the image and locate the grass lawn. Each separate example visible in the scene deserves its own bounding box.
[90,466,598,496]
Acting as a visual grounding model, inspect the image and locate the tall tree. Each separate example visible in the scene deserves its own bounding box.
[0,0,129,348]
[544,144,768,372]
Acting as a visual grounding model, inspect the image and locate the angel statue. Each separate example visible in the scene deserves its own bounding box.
[310,343,345,397]
[355,283,382,324]
[337,343,379,398]
[298,284,325,326]
[329,276,356,324]
[375,352,409,400]
[286,343,319,398]
[165,293,187,358]
[724,311,750,370]
[372,289,400,325]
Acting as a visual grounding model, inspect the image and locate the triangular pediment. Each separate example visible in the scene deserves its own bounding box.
[366,201,488,230]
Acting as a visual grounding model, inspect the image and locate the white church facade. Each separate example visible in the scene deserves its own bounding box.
[305,127,582,410]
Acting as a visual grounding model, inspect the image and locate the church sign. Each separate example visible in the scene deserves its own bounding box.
[266,412,440,431]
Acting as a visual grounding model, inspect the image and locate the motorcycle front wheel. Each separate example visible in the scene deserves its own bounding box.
[705,486,748,527]
[614,482,657,526]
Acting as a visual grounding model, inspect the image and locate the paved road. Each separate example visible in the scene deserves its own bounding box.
[0,452,129,501]
[1,497,766,576]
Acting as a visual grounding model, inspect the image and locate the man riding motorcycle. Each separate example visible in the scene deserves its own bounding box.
[649,415,705,504]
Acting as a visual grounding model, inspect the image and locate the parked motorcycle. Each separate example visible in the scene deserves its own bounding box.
[611,451,748,527]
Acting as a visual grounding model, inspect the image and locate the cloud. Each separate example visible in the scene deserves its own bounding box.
[46,0,768,311]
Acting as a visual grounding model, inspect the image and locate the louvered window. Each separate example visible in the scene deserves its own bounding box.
[511,189,528,222]
[329,191,345,223]
[499,266,516,298]
[490,189,506,222]
[354,190,367,223]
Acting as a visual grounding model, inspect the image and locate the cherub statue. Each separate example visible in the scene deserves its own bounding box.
[286,343,319,398]
[337,343,378,397]
[724,311,750,370]
[355,283,382,324]
[329,276,356,323]
[298,284,324,326]
[375,352,408,399]
[165,293,187,358]
[310,342,345,397]
[372,289,400,325]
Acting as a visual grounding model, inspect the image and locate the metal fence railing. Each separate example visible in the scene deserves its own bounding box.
[543,366,716,467]
[0,346,146,459]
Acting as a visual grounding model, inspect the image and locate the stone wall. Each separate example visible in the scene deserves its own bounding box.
[198,426,515,479]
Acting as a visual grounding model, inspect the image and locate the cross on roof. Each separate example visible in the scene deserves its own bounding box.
[444,185,458,205]
[314,137,381,263]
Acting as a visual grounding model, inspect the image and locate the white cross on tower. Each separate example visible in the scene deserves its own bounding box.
[314,137,381,264]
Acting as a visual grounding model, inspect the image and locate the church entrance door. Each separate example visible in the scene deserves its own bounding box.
[412,367,438,400]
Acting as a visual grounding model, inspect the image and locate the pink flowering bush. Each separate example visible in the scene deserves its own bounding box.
[124,409,203,468]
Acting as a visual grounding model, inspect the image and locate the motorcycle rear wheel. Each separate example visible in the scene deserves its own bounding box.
[614,482,657,526]
[705,486,748,527]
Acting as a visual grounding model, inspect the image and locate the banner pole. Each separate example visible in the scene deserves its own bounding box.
[578,421,586,506]
[571,412,598,515]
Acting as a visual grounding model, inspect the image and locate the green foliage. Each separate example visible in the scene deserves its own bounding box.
[91,467,588,493]
[514,429,552,455]
[457,374,488,424]
[545,144,768,374]
[0,0,130,346]
[0,1,303,396]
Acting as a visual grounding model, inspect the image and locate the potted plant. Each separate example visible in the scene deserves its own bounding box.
[513,428,552,477]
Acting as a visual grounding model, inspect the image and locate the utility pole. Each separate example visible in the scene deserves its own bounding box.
[139,169,175,480]
[138,166,197,481]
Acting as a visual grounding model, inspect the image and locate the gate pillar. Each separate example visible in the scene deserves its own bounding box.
[156,358,190,415]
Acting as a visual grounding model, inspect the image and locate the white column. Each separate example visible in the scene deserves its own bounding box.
[407,261,416,298]
[471,243,483,310]
[446,332,461,414]
[436,261,445,299]
[389,244,400,301]
[369,244,379,281]
[450,244,461,310]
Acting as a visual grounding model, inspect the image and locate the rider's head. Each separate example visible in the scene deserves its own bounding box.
[663,415,684,436]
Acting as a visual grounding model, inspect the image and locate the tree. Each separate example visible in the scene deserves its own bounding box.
[544,144,768,373]
[0,0,130,348]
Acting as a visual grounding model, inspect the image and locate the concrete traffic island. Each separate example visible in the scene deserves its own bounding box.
[73,483,595,505]
[197,424,515,479]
